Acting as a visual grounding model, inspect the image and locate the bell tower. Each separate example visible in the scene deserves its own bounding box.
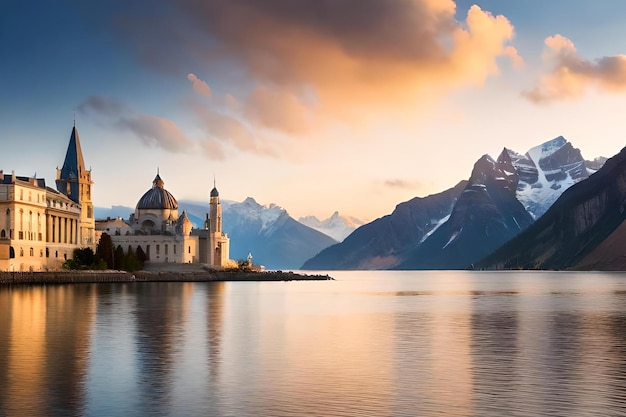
[208,180,229,267]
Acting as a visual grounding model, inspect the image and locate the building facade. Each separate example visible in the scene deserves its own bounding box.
[0,126,95,271]
[97,173,232,268]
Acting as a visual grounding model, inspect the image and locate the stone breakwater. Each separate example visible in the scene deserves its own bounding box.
[0,270,333,285]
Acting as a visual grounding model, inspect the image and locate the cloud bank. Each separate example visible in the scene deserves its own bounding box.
[117,0,521,137]
[524,34,626,103]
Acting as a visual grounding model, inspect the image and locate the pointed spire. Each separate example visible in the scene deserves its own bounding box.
[57,126,87,202]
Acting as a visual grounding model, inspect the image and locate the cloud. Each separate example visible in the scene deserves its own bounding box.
[524,34,626,103]
[114,1,521,132]
[191,103,280,157]
[243,88,312,134]
[78,96,193,152]
[383,179,422,190]
[117,114,194,152]
[187,73,212,96]
[77,96,126,117]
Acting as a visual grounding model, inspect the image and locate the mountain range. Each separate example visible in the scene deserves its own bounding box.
[303,136,605,270]
[298,212,365,242]
[477,145,626,270]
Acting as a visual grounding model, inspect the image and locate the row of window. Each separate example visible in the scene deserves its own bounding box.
[9,246,67,259]
[153,244,193,255]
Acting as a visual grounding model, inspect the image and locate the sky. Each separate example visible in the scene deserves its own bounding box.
[3,1,626,222]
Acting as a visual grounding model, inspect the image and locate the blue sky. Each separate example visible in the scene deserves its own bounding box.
[2,1,626,221]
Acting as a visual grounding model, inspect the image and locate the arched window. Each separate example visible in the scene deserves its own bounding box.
[188,246,191,254]
[19,247,23,257]
[0,230,5,238]
[30,247,34,256]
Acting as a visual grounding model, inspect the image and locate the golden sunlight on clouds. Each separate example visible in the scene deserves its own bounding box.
[524,34,626,103]
[187,73,212,97]
[190,2,520,118]
[171,1,523,158]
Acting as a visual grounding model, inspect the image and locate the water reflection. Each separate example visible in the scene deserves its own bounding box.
[0,272,625,416]
[0,285,95,416]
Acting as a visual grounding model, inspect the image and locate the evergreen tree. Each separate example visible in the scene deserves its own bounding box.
[114,245,125,270]
[125,245,141,272]
[136,245,147,269]
[96,233,114,269]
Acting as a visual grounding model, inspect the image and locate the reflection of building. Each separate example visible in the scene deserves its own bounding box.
[96,173,232,268]
[0,126,96,271]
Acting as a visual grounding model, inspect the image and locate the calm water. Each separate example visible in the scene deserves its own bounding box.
[1,271,626,416]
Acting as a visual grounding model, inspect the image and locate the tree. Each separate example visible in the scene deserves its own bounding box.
[136,245,147,269]
[63,247,105,270]
[114,245,125,270]
[96,233,114,269]
[124,245,141,272]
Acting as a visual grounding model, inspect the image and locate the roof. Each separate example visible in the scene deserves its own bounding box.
[59,126,86,181]
[136,174,178,210]
[0,174,46,187]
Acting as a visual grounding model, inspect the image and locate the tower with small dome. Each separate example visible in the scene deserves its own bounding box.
[207,181,230,267]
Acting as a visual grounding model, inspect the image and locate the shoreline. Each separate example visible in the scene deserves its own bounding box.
[0,270,334,285]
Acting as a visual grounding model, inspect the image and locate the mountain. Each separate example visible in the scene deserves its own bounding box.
[302,181,467,270]
[179,198,336,270]
[94,205,134,220]
[503,136,598,219]
[396,154,534,269]
[303,136,598,271]
[477,146,626,270]
[298,212,365,242]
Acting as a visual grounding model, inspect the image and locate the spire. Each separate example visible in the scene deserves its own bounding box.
[57,126,87,202]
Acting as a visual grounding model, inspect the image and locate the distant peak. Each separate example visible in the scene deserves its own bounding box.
[243,197,258,205]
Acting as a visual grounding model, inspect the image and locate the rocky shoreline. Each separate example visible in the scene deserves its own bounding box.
[0,270,333,285]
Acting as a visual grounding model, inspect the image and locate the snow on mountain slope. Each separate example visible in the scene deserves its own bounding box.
[298,211,365,242]
[502,136,597,219]
[222,197,285,234]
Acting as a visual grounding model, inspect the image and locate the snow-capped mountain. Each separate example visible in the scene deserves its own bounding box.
[179,197,337,269]
[396,154,534,269]
[478,145,626,270]
[298,211,365,242]
[499,136,598,219]
[303,136,606,270]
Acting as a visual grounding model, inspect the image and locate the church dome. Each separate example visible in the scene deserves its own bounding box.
[136,174,179,210]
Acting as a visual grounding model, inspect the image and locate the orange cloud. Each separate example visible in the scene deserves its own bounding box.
[524,34,626,103]
[243,88,313,134]
[120,1,521,134]
[187,73,212,97]
[191,103,280,158]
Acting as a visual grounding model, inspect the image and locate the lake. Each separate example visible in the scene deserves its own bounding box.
[1,271,626,416]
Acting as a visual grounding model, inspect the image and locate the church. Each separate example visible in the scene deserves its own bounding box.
[0,125,231,271]
[97,172,232,268]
